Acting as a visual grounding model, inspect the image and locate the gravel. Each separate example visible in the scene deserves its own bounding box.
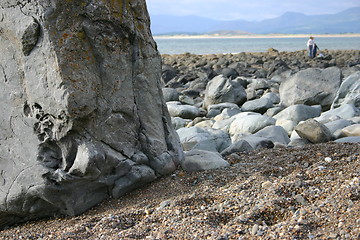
[1,142,359,239]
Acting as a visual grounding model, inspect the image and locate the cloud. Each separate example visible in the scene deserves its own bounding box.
[146,0,360,21]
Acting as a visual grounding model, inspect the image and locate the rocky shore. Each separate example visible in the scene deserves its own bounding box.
[161,49,360,172]
[1,49,360,239]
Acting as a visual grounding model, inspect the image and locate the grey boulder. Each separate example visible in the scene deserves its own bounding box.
[167,102,205,119]
[280,67,342,109]
[207,102,240,118]
[316,104,360,123]
[295,119,333,143]
[273,104,321,134]
[162,88,180,102]
[335,136,360,143]
[204,75,247,108]
[241,98,273,114]
[261,92,281,105]
[171,117,192,130]
[338,124,360,137]
[176,127,231,153]
[162,65,179,83]
[241,136,275,149]
[331,71,360,109]
[325,119,353,139]
[229,114,276,136]
[207,102,240,113]
[182,150,230,172]
[220,140,254,156]
[273,104,322,124]
[254,125,291,145]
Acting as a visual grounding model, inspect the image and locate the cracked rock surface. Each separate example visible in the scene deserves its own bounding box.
[0,0,183,228]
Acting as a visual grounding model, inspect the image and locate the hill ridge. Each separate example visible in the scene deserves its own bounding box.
[150,7,360,35]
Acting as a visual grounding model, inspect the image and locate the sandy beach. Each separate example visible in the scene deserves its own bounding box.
[154,33,360,39]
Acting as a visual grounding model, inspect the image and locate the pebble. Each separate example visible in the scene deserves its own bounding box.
[339,230,346,236]
[325,157,332,163]
[157,200,172,210]
[297,216,306,224]
[295,194,308,205]
[318,166,326,170]
[350,177,359,185]
[251,224,259,236]
[261,181,272,189]
[308,234,316,239]
[329,233,338,238]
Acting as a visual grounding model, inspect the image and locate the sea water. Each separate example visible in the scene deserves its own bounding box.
[154,37,360,55]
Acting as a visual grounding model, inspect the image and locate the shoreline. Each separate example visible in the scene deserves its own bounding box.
[153,33,360,39]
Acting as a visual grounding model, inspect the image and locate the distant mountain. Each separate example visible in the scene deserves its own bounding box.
[150,15,222,35]
[150,7,360,35]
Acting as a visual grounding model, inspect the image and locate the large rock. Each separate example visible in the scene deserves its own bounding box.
[241,98,273,114]
[162,88,179,102]
[161,65,179,83]
[315,104,360,123]
[331,72,360,109]
[167,101,205,119]
[339,124,360,137]
[279,67,342,109]
[241,136,275,149]
[220,140,254,156]
[203,75,247,108]
[273,104,321,134]
[181,150,230,172]
[246,78,270,100]
[267,59,290,79]
[207,102,240,118]
[229,114,276,136]
[261,92,280,105]
[295,119,333,143]
[273,104,322,124]
[171,117,192,130]
[254,125,291,145]
[207,102,240,113]
[176,127,231,153]
[0,0,183,228]
[325,119,353,139]
[335,136,360,143]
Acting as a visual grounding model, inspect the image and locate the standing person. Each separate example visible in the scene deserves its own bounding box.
[307,36,316,58]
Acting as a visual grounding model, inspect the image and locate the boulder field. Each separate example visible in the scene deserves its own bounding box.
[161,50,360,171]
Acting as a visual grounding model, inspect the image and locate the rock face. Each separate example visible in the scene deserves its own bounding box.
[0,0,183,228]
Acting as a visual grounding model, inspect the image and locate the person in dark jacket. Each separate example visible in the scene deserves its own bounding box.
[307,36,319,58]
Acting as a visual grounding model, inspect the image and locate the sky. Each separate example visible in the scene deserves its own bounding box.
[146,0,360,21]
